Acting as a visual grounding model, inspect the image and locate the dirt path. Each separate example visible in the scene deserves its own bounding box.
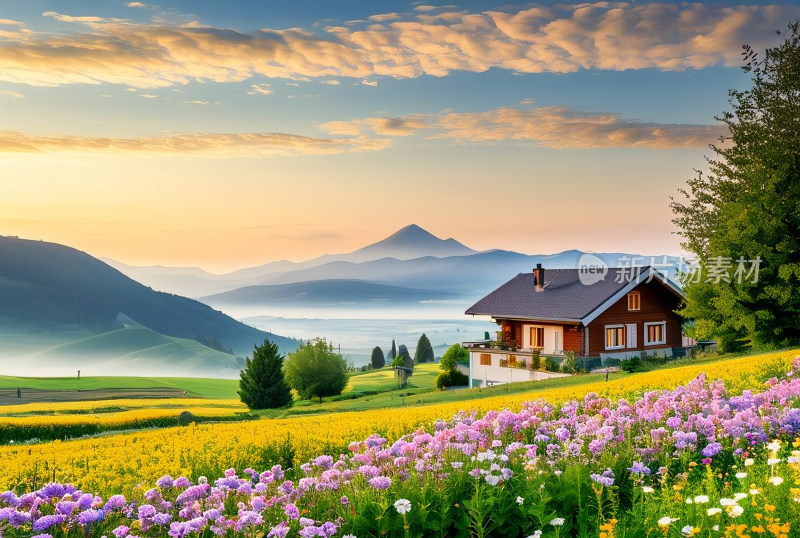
[0,388,190,406]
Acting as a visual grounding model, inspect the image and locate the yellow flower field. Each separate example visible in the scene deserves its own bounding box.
[0,350,794,496]
[0,398,245,416]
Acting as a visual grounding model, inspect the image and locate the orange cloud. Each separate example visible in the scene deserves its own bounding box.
[0,130,392,156]
[0,4,797,87]
[320,106,724,149]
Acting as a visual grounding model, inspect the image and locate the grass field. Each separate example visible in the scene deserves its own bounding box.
[0,375,239,399]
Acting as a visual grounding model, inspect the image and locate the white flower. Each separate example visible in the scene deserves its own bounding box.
[343,535,357,538]
[726,504,744,518]
[550,518,565,527]
[516,496,524,505]
[198,476,208,484]
[767,458,781,466]
[658,516,677,526]
[642,486,654,493]
[707,508,722,516]
[694,495,709,504]
[733,493,748,501]
[719,498,737,506]
[526,532,543,538]
[394,499,412,515]
[451,462,463,469]
[787,456,800,464]
[685,498,693,504]
[767,440,781,452]
[485,475,501,486]
[682,525,694,536]
[735,472,747,479]
[750,488,760,495]
[554,470,562,476]
[712,525,719,531]
[744,458,755,467]
[769,476,784,486]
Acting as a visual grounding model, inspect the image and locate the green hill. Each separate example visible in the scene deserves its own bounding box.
[0,236,298,375]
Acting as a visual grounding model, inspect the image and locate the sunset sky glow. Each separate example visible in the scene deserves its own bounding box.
[3,0,799,272]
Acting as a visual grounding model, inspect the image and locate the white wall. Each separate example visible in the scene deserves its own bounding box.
[468,350,571,388]
[521,323,564,354]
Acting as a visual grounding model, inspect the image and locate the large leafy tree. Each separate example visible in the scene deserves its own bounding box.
[440,343,469,372]
[238,338,293,409]
[283,338,348,402]
[671,21,800,351]
[370,346,385,369]
[413,333,435,363]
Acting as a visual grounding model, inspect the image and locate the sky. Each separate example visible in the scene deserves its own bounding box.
[2,0,799,272]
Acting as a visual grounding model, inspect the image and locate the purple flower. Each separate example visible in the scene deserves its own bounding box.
[268,524,290,538]
[112,525,130,538]
[156,475,174,488]
[138,504,156,519]
[39,483,66,499]
[173,476,191,488]
[368,476,392,490]
[77,509,103,525]
[104,495,127,512]
[32,514,67,532]
[153,512,173,526]
[285,503,300,519]
[628,461,651,475]
[702,442,723,458]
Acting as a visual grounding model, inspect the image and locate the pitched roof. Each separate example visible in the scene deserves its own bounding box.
[464,267,681,323]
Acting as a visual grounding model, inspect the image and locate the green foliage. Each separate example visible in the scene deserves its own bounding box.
[414,333,435,363]
[440,343,469,372]
[370,346,385,369]
[530,349,541,370]
[620,356,642,373]
[671,21,800,352]
[435,369,469,390]
[398,344,414,371]
[283,338,348,402]
[560,351,577,374]
[545,356,560,372]
[237,339,293,409]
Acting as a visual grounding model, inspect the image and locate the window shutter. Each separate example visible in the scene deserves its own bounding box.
[626,323,637,348]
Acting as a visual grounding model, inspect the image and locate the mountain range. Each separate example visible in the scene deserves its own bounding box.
[105,224,681,318]
[0,235,297,377]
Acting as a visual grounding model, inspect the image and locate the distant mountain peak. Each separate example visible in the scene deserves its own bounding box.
[351,224,476,261]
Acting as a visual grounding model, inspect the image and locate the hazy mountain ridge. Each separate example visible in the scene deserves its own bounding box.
[0,236,298,375]
[107,225,680,306]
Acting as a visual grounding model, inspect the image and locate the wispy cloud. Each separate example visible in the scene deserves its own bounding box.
[320,106,724,149]
[127,2,147,8]
[0,89,24,98]
[0,4,797,87]
[0,130,392,156]
[246,83,273,95]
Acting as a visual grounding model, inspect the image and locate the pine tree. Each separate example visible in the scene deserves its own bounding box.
[388,339,397,361]
[413,333,435,363]
[370,346,385,369]
[238,338,293,409]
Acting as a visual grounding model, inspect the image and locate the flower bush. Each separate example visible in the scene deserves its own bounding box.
[0,356,799,536]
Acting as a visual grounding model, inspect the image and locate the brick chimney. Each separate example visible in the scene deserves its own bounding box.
[533,263,545,291]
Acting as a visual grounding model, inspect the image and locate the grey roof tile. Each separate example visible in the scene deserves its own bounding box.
[465,269,638,320]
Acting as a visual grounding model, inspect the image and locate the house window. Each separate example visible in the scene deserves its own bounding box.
[627,291,641,311]
[605,325,626,350]
[644,322,666,346]
[530,327,545,349]
[480,353,491,366]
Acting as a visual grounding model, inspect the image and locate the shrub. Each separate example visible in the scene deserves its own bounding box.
[620,356,642,373]
[435,369,469,390]
[441,344,469,371]
[560,351,577,374]
[414,333,435,363]
[545,356,560,372]
[530,349,541,370]
[283,338,348,402]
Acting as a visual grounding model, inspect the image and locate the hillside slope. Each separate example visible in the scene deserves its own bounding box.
[0,236,297,358]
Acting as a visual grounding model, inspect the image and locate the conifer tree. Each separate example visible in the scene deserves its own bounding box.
[238,338,293,409]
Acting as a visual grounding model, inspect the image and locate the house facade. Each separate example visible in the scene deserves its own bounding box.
[463,265,685,387]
